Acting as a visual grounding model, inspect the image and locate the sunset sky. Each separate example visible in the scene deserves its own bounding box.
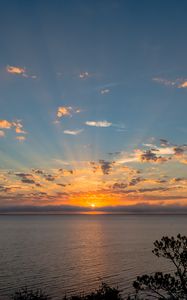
[1,0,187,213]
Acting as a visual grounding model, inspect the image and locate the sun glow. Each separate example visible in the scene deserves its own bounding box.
[91,203,96,208]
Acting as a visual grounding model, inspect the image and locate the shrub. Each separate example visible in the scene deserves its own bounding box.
[63,282,122,300]
[129,234,187,299]
[12,287,50,300]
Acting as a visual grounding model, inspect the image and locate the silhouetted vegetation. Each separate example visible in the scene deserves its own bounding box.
[10,234,187,300]
[12,287,50,300]
[129,234,187,299]
[12,284,122,300]
[63,283,122,300]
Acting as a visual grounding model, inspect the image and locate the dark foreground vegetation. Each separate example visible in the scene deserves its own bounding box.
[11,234,187,300]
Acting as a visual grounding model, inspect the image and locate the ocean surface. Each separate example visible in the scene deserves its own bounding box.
[0,214,186,299]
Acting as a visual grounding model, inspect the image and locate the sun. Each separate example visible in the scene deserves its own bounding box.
[91,203,96,208]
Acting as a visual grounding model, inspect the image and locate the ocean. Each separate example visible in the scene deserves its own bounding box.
[0,214,186,299]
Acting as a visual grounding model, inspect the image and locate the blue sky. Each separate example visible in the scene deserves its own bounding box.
[0,0,187,212]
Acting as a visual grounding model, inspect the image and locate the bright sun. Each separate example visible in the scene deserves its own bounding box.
[91,203,96,208]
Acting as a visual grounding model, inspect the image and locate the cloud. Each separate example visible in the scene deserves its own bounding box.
[117,140,177,165]
[6,65,36,79]
[15,136,26,141]
[63,129,83,135]
[108,151,121,156]
[100,89,110,94]
[13,121,27,134]
[79,71,89,79]
[99,160,115,175]
[44,174,55,181]
[57,106,72,118]
[178,81,187,88]
[0,130,5,137]
[153,77,187,89]
[89,160,115,175]
[6,65,25,75]
[15,173,33,179]
[113,182,127,189]
[0,119,27,137]
[0,119,27,140]
[89,161,100,173]
[58,169,73,175]
[1,203,187,214]
[138,187,169,193]
[159,139,169,146]
[129,176,144,186]
[140,150,169,163]
[112,177,144,190]
[56,106,81,120]
[85,120,112,127]
[57,183,67,187]
[0,120,12,129]
[173,146,186,156]
[15,172,40,185]
[21,178,36,184]
[32,169,44,175]
[117,154,138,164]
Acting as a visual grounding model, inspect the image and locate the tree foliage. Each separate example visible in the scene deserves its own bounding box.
[12,287,50,300]
[63,283,122,300]
[130,234,187,299]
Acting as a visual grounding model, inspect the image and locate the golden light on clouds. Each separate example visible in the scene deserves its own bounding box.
[179,81,187,88]
[0,120,12,129]
[6,65,25,74]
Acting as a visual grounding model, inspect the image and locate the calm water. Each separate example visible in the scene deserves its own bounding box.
[0,214,186,299]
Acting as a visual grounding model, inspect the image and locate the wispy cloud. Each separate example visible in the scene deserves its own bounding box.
[153,77,187,89]
[0,130,5,137]
[99,160,115,175]
[56,106,81,121]
[63,129,83,135]
[0,120,12,129]
[57,106,73,118]
[178,81,187,88]
[0,119,27,139]
[13,121,27,134]
[79,71,89,79]
[6,65,25,75]
[6,65,36,79]
[100,88,110,94]
[85,120,112,127]
[15,136,26,141]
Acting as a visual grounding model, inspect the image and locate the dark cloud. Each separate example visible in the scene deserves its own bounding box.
[0,185,12,193]
[108,152,121,156]
[113,183,127,189]
[58,168,73,175]
[44,174,55,181]
[1,203,187,214]
[129,177,143,186]
[140,150,169,163]
[21,178,36,184]
[89,161,99,173]
[138,187,169,193]
[156,179,168,183]
[160,139,169,146]
[172,177,185,182]
[16,173,33,179]
[112,177,144,190]
[32,169,44,175]
[57,183,67,187]
[15,172,40,186]
[99,160,115,175]
[173,146,185,156]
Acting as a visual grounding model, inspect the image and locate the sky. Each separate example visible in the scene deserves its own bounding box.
[1,0,187,213]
